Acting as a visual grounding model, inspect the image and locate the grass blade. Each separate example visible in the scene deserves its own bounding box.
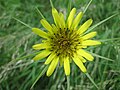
[30,65,48,89]
[85,13,118,34]
[85,72,98,89]
[91,52,114,62]
[50,0,54,8]
[83,0,93,14]
[99,38,120,42]
[35,7,45,19]
[12,17,32,29]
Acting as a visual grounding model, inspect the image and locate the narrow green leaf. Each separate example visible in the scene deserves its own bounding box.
[30,65,48,89]
[14,52,40,61]
[50,0,54,8]
[35,7,45,19]
[12,17,32,29]
[9,52,41,65]
[85,13,118,34]
[85,72,98,89]
[99,38,120,42]
[83,0,93,14]
[91,52,114,62]
[67,0,72,18]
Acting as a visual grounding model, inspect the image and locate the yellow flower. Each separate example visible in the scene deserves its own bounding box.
[32,8,101,76]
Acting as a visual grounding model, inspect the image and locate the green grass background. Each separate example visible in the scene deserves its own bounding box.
[0,0,120,90]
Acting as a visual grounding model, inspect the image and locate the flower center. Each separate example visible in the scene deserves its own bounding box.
[50,28,81,57]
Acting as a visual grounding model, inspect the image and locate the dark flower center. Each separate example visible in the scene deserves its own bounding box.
[50,28,81,57]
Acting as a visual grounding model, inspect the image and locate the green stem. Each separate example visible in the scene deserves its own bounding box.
[67,76,70,90]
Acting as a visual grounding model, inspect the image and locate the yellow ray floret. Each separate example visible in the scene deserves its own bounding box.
[64,57,70,76]
[33,50,51,61]
[32,28,48,39]
[78,55,87,63]
[67,8,76,29]
[82,40,101,46]
[52,8,62,28]
[52,24,58,33]
[45,52,56,64]
[59,13,66,28]
[77,49,94,61]
[72,54,87,72]
[82,32,97,40]
[32,43,51,50]
[47,56,59,76]
[78,19,93,34]
[59,57,64,66]
[40,19,53,34]
[71,12,83,30]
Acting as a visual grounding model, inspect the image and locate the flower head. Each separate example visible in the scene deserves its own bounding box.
[32,7,101,76]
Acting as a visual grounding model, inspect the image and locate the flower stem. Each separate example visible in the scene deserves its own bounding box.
[67,76,70,90]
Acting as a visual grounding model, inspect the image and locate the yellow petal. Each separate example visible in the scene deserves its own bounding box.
[71,12,83,30]
[67,8,76,29]
[72,54,87,72]
[32,28,48,39]
[52,24,58,33]
[40,19,53,34]
[64,57,70,76]
[77,19,93,34]
[45,52,56,64]
[59,13,66,28]
[52,8,62,28]
[59,56,64,66]
[77,49,94,61]
[78,56,86,63]
[82,32,97,40]
[77,45,87,49]
[82,40,101,46]
[33,50,51,61]
[47,56,59,76]
[32,43,50,50]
